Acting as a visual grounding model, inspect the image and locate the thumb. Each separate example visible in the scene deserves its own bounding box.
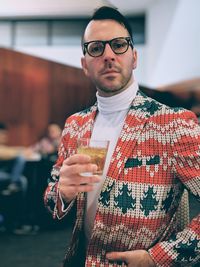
[106,251,129,262]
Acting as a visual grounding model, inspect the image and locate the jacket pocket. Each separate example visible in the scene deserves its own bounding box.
[125,155,160,168]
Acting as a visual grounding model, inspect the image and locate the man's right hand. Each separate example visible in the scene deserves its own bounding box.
[59,154,101,203]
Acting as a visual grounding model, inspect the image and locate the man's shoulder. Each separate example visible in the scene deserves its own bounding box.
[137,90,195,118]
[64,103,97,124]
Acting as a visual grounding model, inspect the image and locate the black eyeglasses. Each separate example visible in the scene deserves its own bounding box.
[83,37,133,57]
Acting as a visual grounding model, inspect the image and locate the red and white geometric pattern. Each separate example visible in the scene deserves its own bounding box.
[44,91,200,267]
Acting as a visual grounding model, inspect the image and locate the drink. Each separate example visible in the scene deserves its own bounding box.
[77,138,109,176]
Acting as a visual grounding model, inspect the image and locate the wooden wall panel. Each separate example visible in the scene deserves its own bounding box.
[0,47,199,146]
[0,47,96,146]
[0,48,51,145]
[49,62,96,127]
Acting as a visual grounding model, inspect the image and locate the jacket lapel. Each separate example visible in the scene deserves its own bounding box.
[77,103,98,139]
[105,90,153,180]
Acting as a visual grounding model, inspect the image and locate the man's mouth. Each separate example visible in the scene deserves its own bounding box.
[101,69,119,75]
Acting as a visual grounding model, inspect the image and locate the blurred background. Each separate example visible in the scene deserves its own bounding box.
[1,0,200,86]
[0,0,199,267]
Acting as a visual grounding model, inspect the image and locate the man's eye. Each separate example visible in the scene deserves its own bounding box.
[91,46,101,52]
[113,41,126,49]
[89,43,103,53]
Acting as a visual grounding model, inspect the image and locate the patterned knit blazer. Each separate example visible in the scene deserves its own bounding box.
[44,90,200,267]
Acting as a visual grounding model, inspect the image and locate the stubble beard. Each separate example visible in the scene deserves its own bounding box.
[95,73,133,96]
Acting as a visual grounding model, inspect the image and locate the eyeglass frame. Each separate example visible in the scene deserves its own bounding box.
[82,36,134,57]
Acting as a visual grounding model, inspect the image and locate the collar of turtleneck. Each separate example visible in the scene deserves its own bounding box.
[96,81,139,115]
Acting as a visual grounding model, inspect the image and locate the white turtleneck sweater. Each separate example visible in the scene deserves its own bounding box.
[84,81,139,243]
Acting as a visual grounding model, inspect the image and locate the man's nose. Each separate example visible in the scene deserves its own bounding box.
[103,43,115,61]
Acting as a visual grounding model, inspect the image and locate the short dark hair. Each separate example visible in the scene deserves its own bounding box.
[82,6,133,46]
[92,6,132,39]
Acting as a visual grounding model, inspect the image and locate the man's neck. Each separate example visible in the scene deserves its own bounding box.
[97,76,134,97]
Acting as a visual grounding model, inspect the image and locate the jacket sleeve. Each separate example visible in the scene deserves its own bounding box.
[44,165,76,220]
[148,110,200,266]
[44,119,77,220]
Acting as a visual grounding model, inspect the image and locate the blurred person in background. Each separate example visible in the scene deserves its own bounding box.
[25,123,62,162]
[0,122,27,233]
[22,123,62,230]
[0,122,26,196]
[44,6,200,267]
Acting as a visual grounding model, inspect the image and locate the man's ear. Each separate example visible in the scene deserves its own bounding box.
[132,49,137,70]
[81,57,89,77]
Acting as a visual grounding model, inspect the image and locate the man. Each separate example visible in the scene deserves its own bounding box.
[28,124,61,155]
[44,6,200,267]
[0,123,28,233]
[0,123,26,195]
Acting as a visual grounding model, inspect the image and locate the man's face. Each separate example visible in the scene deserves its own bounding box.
[81,19,137,97]
[0,129,8,145]
[48,124,61,140]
